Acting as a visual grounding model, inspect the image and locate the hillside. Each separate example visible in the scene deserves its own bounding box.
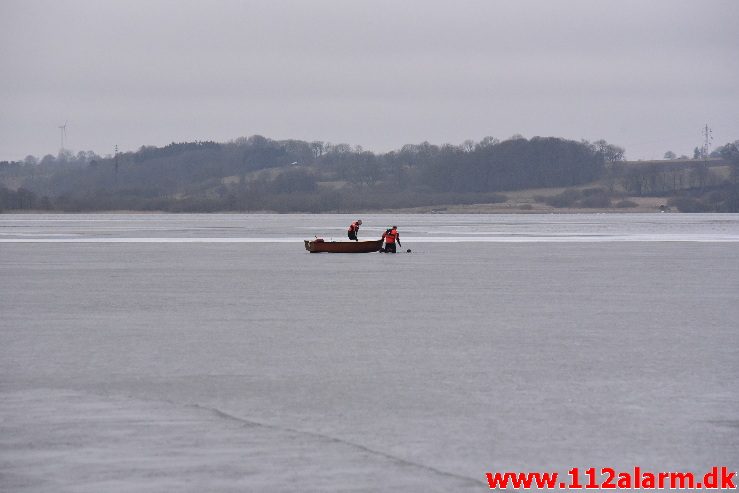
[1,136,737,213]
[0,135,606,212]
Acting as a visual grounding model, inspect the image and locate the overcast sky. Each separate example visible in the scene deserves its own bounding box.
[1,0,738,161]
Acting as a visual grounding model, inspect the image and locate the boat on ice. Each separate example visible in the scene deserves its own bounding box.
[304,238,383,253]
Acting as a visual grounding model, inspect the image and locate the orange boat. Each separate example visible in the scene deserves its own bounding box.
[304,239,383,253]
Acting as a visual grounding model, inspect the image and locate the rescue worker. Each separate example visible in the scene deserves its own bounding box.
[381,225,401,253]
[379,228,391,252]
[347,219,362,241]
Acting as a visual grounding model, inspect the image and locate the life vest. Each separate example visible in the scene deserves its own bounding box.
[348,221,360,233]
[384,229,398,243]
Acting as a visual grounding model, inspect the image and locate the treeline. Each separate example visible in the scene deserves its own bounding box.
[610,141,739,212]
[3,135,737,213]
[0,135,615,212]
[0,186,52,212]
[534,141,739,212]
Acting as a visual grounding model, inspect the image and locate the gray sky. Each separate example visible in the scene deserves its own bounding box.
[1,0,738,161]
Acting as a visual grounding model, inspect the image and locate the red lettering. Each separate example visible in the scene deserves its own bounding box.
[721,467,737,489]
[659,472,670,488]
[485,471,558,489]
[670,471,694,489]
[569,467,582,488]
[601,467,616,489]
[484,466,734,490]
[641,472,655,488]
[617,472,631,489]
[704,466,718,488]
[585,467,598,488]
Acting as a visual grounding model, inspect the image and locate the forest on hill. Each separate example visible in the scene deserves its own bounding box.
[1,135,737,212]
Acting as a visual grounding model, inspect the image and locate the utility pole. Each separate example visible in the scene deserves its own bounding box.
[58,121,68,151]
[701,124,713,162]
[696,124,713,191]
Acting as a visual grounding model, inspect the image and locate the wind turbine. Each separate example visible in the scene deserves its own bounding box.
[58,121,68,151]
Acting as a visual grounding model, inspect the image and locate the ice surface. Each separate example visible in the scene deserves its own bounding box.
[1,214,738,491]
[1,213,739,242]
[1,389,478,492]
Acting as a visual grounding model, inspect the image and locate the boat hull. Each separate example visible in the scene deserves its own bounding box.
[304,239,383,253]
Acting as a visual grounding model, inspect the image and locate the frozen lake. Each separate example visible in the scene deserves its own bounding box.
[1,214,738,491]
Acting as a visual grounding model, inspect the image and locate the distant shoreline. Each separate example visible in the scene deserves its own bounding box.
[0,192,677,215]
